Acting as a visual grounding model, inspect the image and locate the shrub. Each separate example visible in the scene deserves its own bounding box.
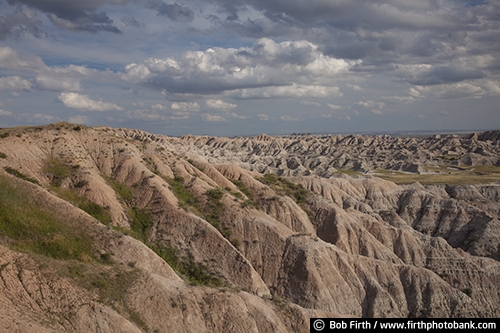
[0,152,6,159]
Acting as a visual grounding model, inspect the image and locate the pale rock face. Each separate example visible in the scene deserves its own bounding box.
[0,124,499,332]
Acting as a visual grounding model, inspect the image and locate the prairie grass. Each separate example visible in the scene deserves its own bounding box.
[374,165,500,185]
[0,174,95,261]
[51,187,112,226]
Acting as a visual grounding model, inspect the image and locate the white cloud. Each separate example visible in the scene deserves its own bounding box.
[0,109,13,116]
[58,92,123,111]
[371,109,383,115]
[152,104,166,110]
[121,38,353,98]
[327,103,342,110]
[0,47,46,71]
[257,114,270,121]
[357,100,386,109]
[206,99,237,111]
[126,109,167,121]
[35,76,81,92]
[347,84,362,91]
[171,102,200,112]
[300,100,322,107]
[202,113,228,122]
[229,113,248,119]
[0,76,32,90]
[231,84,342,99]
[280,115,300,121]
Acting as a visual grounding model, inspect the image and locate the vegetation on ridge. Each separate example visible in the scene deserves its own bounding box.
[0,174,96,261]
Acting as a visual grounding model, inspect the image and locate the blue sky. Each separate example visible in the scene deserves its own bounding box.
[0,0,499,136]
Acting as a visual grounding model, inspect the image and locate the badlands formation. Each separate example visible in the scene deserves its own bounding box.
[0,123,499,332]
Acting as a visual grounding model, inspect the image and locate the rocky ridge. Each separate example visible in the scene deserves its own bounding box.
[105,128,500,176]
[0,123,499,332]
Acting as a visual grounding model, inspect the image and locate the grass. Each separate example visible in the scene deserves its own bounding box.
[4,166,40,185]
[52,187,112,226]
[44,157,78,186]
[204,188,225,231]
[128,207,153,242]
[258,173,309,204]
[0,151,6,159]
[51,258,146,330]
[0,174,96,261]
[152,243,222,287]
[374,165,500,185]
[231,179,259,208]
[164,175,201,213]
[257,173,315,222]
[334,168,363,176]
[105,176,134,202]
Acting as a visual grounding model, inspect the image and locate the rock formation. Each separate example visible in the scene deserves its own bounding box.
[0,123,499,332]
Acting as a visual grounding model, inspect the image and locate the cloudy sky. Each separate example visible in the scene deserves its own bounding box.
[0,0,499,136]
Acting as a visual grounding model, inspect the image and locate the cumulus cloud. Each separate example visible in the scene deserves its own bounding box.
[58,92,123,111]
[229,112,247,119]
[121,38,352,98]
[0,109,13,116]
[202,113,228,122]
[0,46,46,71]
[206,99,237,111]
[357,100,386,110]
[171,102,200,112]
[0,76,32,90]
[35,76,81,92]
[230,84,342,99]
[300,100,321,107]
[280,115,299,121]
[257,113,270,121]
[327,103,342,110]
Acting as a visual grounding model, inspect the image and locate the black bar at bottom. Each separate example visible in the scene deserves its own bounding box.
[310,318,500,332]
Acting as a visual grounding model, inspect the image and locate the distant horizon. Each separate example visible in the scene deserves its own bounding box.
[2,121,498,139]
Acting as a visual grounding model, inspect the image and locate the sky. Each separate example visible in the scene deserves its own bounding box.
[0,0,499,136]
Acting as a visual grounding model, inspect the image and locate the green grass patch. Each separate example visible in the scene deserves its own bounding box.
[334,168,363,176]
[51,187,112,226]
[204,188,225,231]
[104,176,134,202]
[53,260,146,330]
[164,175,202,213]
[0,174,96,261]
[0,152,6,159]
[44,157,77,186]
[258,173,314,222]
[374,165,500,185]
[4,166,40,185]
[152,243,221,287]
[128,207,153,242]
[258,173,309,204]
[231,179,259,208]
